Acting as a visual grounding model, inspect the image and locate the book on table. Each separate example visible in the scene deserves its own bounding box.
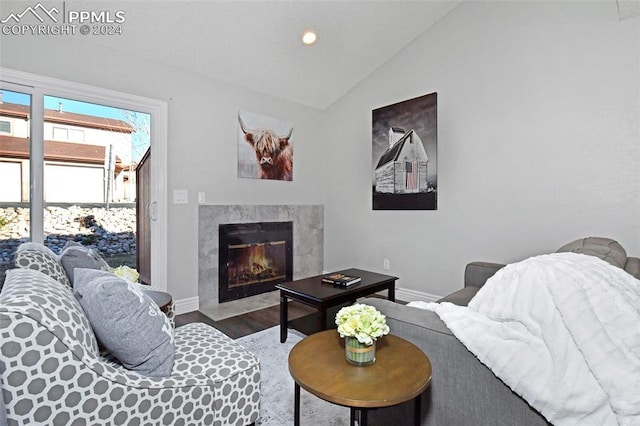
[321,273,361,287]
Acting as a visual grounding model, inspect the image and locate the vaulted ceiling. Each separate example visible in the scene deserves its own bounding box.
[67,0,639,109]
[78,1,461,109]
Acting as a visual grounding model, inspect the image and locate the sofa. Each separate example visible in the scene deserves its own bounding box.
[364,237,640,425]
[0,242,260,425]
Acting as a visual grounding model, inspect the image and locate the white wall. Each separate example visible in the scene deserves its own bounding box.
[0,35,328,302]
[322,1,640,298]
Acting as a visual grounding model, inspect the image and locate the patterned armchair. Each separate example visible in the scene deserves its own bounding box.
[1,264,260,424]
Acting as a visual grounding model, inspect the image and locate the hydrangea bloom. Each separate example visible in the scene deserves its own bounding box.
[335,303,390,346]
[111,265,139,283]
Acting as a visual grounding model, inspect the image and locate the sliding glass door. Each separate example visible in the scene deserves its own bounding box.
[0,88,32,284]
[0,70,167,290]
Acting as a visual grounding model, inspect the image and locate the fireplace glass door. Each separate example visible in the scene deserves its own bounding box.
[219,222,293,303]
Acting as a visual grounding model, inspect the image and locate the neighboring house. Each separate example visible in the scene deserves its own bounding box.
[375,127,429,194]
[0,102,137,203]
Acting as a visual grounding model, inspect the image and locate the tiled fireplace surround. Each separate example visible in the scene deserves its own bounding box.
[198,205,324,317]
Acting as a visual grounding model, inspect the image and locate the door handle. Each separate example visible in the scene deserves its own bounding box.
[148,201,157,221]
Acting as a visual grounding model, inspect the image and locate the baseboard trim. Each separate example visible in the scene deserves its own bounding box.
[395,287,441,304]
[174,296,199,315]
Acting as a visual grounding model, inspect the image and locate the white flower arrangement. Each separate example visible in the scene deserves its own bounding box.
[111,265,139,283]
[335,303,390,346]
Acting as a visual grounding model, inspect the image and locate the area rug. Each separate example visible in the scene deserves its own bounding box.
[236,326,350,425]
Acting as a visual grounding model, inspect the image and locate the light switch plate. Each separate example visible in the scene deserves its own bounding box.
[198,192,206,204]
[173,189,188,204]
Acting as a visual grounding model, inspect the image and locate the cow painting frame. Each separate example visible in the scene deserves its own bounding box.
[372,93,437,210]
[237,110,294,181]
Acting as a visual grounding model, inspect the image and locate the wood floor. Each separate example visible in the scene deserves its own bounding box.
[174,295,399,339]
[174,301,316,339]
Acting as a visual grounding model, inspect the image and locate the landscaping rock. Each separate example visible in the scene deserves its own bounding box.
[0,205,137,263]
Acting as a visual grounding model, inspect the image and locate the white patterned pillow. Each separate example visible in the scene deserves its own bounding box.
[14,248,71,288]
[73,268,175,377]
[1,268,99,358]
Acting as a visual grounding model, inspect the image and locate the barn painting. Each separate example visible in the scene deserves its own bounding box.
[372,93,437,210]
[237,110,294,181]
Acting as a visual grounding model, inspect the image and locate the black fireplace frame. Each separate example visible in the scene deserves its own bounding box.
[218,221,293,303]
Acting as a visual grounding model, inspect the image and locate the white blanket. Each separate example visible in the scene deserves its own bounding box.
[410,253,640,425]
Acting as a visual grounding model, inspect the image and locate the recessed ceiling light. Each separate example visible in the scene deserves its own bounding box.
[302,31,317,45]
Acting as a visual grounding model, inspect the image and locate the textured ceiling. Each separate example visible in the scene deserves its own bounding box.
[75,1,461,109]
[617,0,640,19]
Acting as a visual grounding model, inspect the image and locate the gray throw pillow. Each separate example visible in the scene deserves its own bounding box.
[73,268,174,377]
[59,242,111,283]
[557,237,627,269]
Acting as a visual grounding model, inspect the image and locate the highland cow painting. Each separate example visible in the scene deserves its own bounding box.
[237,110,294,181]
[372,93,437,210]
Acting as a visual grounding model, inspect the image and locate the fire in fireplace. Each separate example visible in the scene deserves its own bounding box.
[219,221,293,303]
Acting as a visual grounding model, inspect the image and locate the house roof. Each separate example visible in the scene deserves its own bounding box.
[376,129,417,169]
[0,102,27,119]
[0,135,126,171]
[0,102,135,133]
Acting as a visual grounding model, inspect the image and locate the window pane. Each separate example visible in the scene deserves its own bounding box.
[0,89,31,286]
[0,120,11,134]
[68,128,84,142]
[52,127,67,141]
[43,95,150,271]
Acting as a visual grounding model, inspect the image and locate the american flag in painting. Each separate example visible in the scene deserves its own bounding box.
[406,161,418,190]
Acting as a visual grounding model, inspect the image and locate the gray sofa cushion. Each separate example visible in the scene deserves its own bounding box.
[625,257,640,280]
[73,268,174,377]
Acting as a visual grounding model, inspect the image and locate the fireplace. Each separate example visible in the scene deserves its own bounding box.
[218,221,293,303]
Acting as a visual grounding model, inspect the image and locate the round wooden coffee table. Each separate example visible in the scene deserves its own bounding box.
[288,330,432,426]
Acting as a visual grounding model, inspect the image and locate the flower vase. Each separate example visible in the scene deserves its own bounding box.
[345,336,376,366]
